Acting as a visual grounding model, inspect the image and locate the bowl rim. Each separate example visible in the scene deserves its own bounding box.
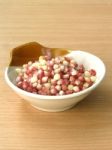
[5,50,106,100]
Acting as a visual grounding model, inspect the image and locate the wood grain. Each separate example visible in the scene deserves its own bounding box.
[0,0,112,150]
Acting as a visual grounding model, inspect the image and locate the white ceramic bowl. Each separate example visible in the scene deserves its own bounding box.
[5,51,106,112]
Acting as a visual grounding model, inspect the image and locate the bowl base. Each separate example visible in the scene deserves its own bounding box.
[31,104,75,112]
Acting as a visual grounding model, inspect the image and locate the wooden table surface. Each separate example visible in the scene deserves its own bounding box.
[0,0,112,150]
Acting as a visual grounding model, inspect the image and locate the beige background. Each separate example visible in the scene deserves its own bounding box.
[0,0,112,150]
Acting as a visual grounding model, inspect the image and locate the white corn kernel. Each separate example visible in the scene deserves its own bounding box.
[49,60,54,66]
[83,83,89,88]
[75,80,80,85]
[63,74,69,78]
[42,76,48,83]
[24,73,28,79]
[22,68,27,73]
[44,83,51,89]
[57,79,63,85]
[70,59,75,64]
[36,83,42,90]
[29,66,33,71]
[23,64,27,68]
[73,86,80,92]
[28,61,32,65]
[32,82,37,87]
[63,60,69,66]
[39,56,44,60]
[32,62,39,68]
[42,65,48,71]
[40,59,46,65]
[54,73,60,80]
[90,76,96,82]
[55,57,61,63]
[55,85,61,91]
[15,68,22,73]
[84,77,91,82]
[30,76,37,83]
[71,69,77,75]
[60,65,65,71]
[53,64,59,69]
[84,71,91,77]
[68,85,74,90]
[54,68,61,73]
[50,88,57,94]
[59,90,64,95]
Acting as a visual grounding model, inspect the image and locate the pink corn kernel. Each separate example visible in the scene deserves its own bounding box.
[22,81,29,90]
[90,69,96,76]
[62,85,68,91]
[17,81,23,88]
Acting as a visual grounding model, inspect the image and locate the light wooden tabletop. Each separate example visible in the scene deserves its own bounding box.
[0,0,112,150]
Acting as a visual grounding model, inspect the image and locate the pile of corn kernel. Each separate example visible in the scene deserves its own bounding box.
[15,55,96,96]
